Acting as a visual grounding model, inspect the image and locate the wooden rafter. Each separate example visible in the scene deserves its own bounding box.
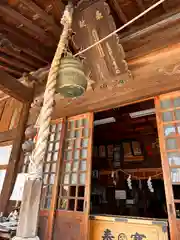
[0,64,22,78]
[51,0,64,22]
[0,32,50,63]
[0,55,34,72]
[135,0,145,12]
[0,47,42,69]
[0,4,54,44]
[0,23,52,62]
[0,69,33,102]
[109,0,128,24]
[10,0,61,39]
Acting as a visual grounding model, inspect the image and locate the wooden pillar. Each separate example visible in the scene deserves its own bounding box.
[0,102,31,215]
[15,179,42,239]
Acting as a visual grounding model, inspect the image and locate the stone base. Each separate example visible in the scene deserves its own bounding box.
[13,236,40,240]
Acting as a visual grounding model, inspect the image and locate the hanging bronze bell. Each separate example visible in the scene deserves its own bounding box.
[56,53,87,98]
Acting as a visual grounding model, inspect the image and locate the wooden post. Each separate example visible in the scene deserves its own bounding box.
[15,179,42,239]
[0,102,31,215]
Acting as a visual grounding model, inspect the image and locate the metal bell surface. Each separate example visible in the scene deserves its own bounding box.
[56,53,87,98]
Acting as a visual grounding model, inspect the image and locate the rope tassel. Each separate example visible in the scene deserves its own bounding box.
[29,2,74,179]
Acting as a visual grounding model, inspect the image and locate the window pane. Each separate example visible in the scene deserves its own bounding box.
[161,99,171,109]
[82,139,88,148]
[166,138,177,150]
[174,98,180,108]
[65,162,71,172]
[51,163,56,172]
[0,170,6,193]
[162,112,173,122]
[52,151,58,161]
[71,173,77,184]
[75,130,81,138]
[83,118,88,127]
[74,150,80,160]
[47,185,53,196]
[46,153,52,162]
[50,124,56,132]
[43,174,48,184]
[171,168,180,183]
[168,152,180,166]
[44,164,50,173]
[69,121,75,129]
[44,198,51,209]
[79,173,86,184]
[77,200,84,212]
[67,130,75,138]
[54,142,60,151]
[83,128,89,137]
[68,199,75,211]
[75,139,81,148]
[61,186,69,197]
[55,132,61,141]
[72,161,79,172]
[63,174,70,184]
[49,133,55,141]
[76,119,82,128]
[56,123,62,131]
[175,110,180,120]
[81,149,87,159]
[48,143,54,152]
[59,198,68,210]
[0,145,12,165]
[65,151,72,161]
[80,160,86,171]
[164,125,176,137]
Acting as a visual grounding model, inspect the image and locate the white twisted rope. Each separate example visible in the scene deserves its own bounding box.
[29,2,73,179]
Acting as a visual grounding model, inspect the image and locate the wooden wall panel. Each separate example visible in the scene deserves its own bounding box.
[53,211,82,240]
[39,215,49,240]
[0,98,23,134]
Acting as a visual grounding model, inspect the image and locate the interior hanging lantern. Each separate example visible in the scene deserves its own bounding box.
[56,53,87,98]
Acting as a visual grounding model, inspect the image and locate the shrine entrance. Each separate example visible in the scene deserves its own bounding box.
[90,96,180,239]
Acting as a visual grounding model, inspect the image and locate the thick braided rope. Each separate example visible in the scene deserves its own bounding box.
[30,3,73,177]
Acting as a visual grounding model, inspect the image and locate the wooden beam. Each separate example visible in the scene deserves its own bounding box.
[0,102,31,215]
[120,12,180,59]
[15,0,61,39]
[51,0,64,22]
[109,0,128,24]
[135,0,145,12]
[0,55,34,72]
[0,69,33,102]
[0,24,52,62]
[0,4,54,45]
[0,47,42,68]
[0,64,22,78]
[0,128,17,142]
[0,32,51,63]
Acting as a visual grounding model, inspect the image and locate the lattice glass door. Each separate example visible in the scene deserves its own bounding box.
[155,92,180,240]
[54,113,93,240]
[39,119,65,240]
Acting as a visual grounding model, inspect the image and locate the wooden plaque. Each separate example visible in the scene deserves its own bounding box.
[72,0,132,90]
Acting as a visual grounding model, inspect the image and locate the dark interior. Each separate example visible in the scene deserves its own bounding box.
[90,99,168,219]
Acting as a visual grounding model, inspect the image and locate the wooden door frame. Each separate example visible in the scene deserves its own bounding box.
[155,96,177,239]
